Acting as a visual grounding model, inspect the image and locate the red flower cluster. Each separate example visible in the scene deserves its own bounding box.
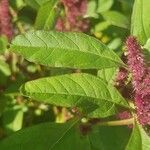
[126,36,150,125]
[55,0,89,32]
[0,0,13,40]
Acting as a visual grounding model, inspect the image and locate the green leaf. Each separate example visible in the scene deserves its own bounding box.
[0,59,11,86]
[94,21,111,32]
[0,95,7,116]
[107,38,122,50]
[20,73,129,117]
[25,0,50,10]
[10,0,25,10]
[88,102,116,118]
[0,36,8,54]
[0,119,91,150]
[144,39,150,64]
[101,11,129,29]
[85,0,99,18]
[131,0,150,45]
[126,123,150,150]
[10,31,124,69]
[89,125,131,150]
[98,67,117,84]
[96,68,120,117]
[144,38,150,51]
[35,0,59,30]
[0,59,11,76]
[86,0,114,18]
[2,108,23,135]
[97,0,114,13]
[0,119,132,150]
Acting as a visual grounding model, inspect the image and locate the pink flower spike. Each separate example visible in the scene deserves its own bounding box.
[0,0,13,40]
[126,36,150,125]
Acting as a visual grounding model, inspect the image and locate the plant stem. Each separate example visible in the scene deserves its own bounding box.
[97,118,134,126]
[9,6,25,34]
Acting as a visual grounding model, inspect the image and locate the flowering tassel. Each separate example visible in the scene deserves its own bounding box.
[0,0,13,40]
[126,36,150,125]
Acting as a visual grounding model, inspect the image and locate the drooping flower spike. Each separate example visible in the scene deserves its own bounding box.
[126,36,150,125]
[0,0,13,40]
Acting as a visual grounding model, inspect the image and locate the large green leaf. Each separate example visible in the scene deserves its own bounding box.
[0,119,133,150]
[35,0,59,30]
[20,73,129,117]
[126,123,150,150]
[89,125,131,150]
[0,119,91,150]
[131,0,150,45]
[10,31,124,69]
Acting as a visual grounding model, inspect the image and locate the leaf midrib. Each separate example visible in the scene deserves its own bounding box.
[22,88,127,108]
[49,119,79,150]
[11,45,124,66]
